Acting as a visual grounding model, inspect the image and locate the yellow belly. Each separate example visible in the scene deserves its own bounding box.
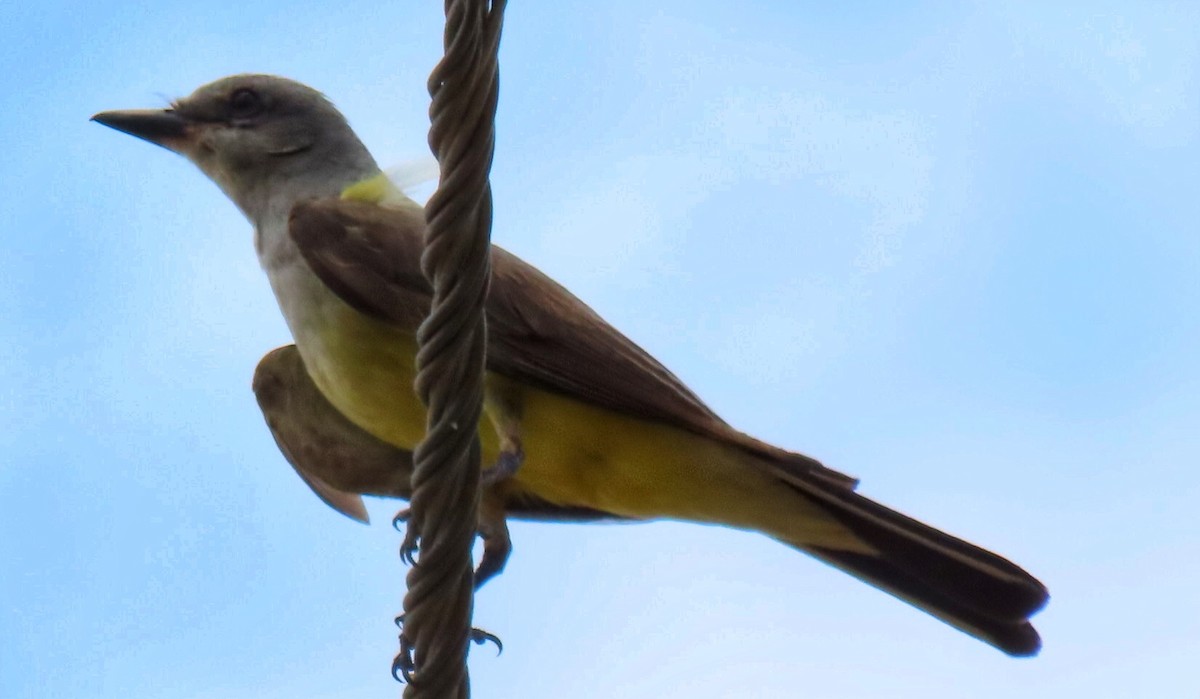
[292,288,855,548]
[302,296,730,508]
[299,305,432,453]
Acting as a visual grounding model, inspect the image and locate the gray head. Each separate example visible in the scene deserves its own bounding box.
[93,74,380,221]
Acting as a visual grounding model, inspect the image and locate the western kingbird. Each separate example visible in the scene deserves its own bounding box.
[94,74,1048,656]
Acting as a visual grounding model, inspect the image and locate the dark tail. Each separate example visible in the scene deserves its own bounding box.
[788,478,1048,656]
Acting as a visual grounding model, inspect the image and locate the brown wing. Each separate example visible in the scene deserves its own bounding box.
[253,344,622,523]
[288,198,856,489]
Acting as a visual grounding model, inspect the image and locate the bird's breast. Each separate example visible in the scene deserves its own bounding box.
[265,258,430,451]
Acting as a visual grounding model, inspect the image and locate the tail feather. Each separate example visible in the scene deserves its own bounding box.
[782,474,1049,656]
[805,546,1043,656]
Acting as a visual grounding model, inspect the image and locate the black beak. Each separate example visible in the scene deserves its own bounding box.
[91,109,190,151]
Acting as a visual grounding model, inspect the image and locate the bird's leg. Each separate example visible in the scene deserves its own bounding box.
[392,492,509,674]
[483,380,524,485]
[394,613,502,682]
[484,439,523,485]
[393,490,512,589]
[474,490,512,588]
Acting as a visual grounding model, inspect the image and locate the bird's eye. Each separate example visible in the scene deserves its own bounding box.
[229,88,262,120]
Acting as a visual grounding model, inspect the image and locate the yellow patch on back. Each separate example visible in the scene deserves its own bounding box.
[340,173,395,203]
[341,172,427,211]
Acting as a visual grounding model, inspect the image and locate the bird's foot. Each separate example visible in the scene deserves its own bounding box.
[392,497,512,588]
[392,508,420,565]
[392,615,502,682]
[474,497,512,588]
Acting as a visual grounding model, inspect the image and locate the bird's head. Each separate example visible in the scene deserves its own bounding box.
[93,74,379,221]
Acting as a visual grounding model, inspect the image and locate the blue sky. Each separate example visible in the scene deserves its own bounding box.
[3,2,1198,697]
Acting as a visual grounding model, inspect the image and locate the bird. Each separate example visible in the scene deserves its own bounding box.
[93,73,1048,656]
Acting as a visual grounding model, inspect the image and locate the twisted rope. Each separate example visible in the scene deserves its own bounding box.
[394,1,506,696]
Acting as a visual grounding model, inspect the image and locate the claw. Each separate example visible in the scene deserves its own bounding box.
[470,627,503,655]
[392,613,501,683]
[394,507,418,564]
[473,524,511,588]
[392,647,415,683]
[474,492,512,588]
[392,617,416,683]
[399,525,420,566]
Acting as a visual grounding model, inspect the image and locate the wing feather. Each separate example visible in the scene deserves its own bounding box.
[288,198,856,488]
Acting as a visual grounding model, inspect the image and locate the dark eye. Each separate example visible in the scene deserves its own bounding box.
[229,88,262,120]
